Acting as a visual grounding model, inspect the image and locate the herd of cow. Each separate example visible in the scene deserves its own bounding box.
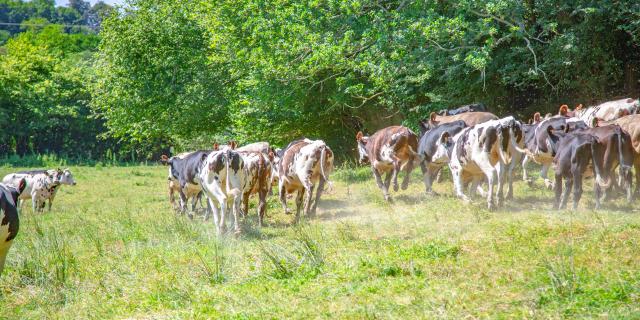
[1,97,640,275]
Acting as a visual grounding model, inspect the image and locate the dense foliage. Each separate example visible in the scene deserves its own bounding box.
[2,0,640,159]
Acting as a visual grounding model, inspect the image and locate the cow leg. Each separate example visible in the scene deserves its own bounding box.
[495,162,507,207]
[452,168,469,202]
[311,178,325,216]
[242,192,250,220]
[383,171,393,201]
[178,185,189,217]
[207,197,222,235]
[435,168,443,183]
[573,170,584,210]
[32,197,37,213]
[232,195,242,235]
[304,183,315,217]
[294,189,305,223]
[553,173,563,210]
[541,164,553,189]
[401,160,414,190]
[0,242,12,275]
[391,160,401,192]
[421,163,438,196]
[279,179,290,214]
[522,155,531,183]
[507,151,521,200]
[258,189,267,227]
[372,167,391,201]
[560,176,573,210]
[634,159,640,200]
[477,160,497,211]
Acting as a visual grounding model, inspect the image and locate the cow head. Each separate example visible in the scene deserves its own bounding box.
[558,105,570,117]
[355,131,370,164]
[58,168,77,186]
[160,155,169,165]
[228,141,238,150]
[545,125,565,157]
[432,131,453,164]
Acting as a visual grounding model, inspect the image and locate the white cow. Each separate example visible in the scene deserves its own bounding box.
[200,146,246,235]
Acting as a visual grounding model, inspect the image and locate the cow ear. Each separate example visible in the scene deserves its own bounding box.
[356,131,364,141]
[230,141,237,149]
[439,131,450,144]
[268,151,275,162]
[18,178,27,194]
[213,143,219,151]
[559,105,568,116]
[533,112,541,123]
[546,125,555,137]
[418,120,428,132]
[430,112,437,122]
[576,104,583,110]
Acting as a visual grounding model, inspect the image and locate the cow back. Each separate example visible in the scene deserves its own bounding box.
[434,112,498,127]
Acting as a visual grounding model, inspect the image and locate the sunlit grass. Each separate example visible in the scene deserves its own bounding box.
[0,164,639,318]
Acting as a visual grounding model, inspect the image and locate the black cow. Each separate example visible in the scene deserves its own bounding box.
[550,130,609,210]
[417,120,467,194]
[167,150,211,217]
[1,179,26,275]
[438,103,487,116]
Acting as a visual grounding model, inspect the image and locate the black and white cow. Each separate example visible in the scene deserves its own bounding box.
[1,179,26,275]
[417,120,467,195]
[166,150,211,218]
[277,138,333,221]
[432,116,523,210]
[200,144,245,235]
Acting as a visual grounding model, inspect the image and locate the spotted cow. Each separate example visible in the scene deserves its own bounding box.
[238,151,273,226]
[277,139,333,221]
[559,98,639,127]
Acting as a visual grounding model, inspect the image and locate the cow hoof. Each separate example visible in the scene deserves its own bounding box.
[544,180,554,190]
[426,190,439,196]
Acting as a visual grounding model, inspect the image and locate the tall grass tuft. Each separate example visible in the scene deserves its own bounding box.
[196,241,226,284]
[259,225,325,279]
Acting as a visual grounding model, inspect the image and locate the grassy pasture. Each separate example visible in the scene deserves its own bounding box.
[0,164,639,319]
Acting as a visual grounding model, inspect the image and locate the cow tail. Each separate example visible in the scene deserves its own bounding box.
[616,127,631,182]
[257,153,265,192]
[225,151,242,197]
[496,128,509,164]
[320,145,333,192]
[590,139,611,188]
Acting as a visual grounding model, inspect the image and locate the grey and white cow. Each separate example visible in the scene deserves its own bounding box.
[200,144,246,235]
[2,168,76,212]
[432,116,523,210]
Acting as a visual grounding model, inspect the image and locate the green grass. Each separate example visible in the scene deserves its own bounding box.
[1,165,639,319]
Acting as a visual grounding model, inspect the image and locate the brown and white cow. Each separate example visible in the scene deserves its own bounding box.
[431,116,523,210]
[356,126,420,201]
[238,151,273,226]
[200,143,245,235]
[559,98,639,126]
[598,115,640,197]
[237,141,270,154]
[277,139,333,221]
[423,111,499,131]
